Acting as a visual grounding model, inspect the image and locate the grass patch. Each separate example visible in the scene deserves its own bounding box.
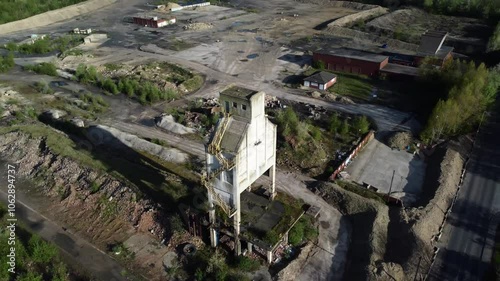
[288,215,319,246]
[0,0,87,24]
[104,63,122,71]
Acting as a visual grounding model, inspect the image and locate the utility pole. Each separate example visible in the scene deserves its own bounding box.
[387,170,395,202]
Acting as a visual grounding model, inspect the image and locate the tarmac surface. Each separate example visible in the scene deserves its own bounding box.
[346,136,426,204]
[428,100,500,280]
[0,166,130,281]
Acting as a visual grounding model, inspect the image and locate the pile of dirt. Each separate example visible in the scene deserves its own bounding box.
[387,131,413,150]
[87,125,188,163]
[316,181,389,280]
[155,114,196,135]
[0,131,172,244]
[156,2,181,12]
[276,242,315,281]
[295,0,379,10]
[327,6,388,28]
[183,22,213,30]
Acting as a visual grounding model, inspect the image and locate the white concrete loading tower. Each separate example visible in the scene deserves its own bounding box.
[203,86,277,255]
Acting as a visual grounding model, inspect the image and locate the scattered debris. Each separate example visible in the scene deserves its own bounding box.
[265,95,283,108]
[43,109,66,120]
[70,117,85,127]
[183,22,213,30]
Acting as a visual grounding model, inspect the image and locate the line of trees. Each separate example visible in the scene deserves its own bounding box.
[74,64,177,104]
[420,60,500,143]
[351,0,500,23]
[5,36,83,55]
[0,0,87,24]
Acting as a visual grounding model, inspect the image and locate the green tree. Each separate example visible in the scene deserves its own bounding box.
[329,113,341,133]
[488,23,500,52]
[352,116,370,134]
[339,119,349,136]
[29,235,57,264]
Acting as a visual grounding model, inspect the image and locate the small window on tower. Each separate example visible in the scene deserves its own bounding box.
[242,104,247,110]
[233,102,237,108]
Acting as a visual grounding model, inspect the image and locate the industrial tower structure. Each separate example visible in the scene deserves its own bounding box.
[203,86,277,256]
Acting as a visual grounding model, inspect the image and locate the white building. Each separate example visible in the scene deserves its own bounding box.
[204,86,277,256]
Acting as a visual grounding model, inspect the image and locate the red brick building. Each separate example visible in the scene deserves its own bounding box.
[313,49,389,77]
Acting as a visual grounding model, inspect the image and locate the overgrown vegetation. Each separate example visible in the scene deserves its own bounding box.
[270,106,370,175]
[488,22,500,52]
[419,60,500,143]
[7,35,84,55]
[34,81,54,95]
[24,62,58,76]
[75,64,179,104]
[288,216,319,246]
[0,205,88,281]
[0,0,87,24]
[0,52,15,73]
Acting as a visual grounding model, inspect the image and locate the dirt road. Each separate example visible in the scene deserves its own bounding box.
[0,166,130,281]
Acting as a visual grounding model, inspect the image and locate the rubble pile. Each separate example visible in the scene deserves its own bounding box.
[387,131,413,150]
[305,103,327,120]
[183,22,214,30]
[265,95,283,108]
[155,114,196,135]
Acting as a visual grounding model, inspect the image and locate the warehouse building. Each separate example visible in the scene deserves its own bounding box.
[414,30,454,67]
[313,48,389,77]
[132,14,176,28]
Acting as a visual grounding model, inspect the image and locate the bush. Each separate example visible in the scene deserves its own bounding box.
[339,119,349,136]
[312,60,325,70]
[0,52,15,73]
[329,113,341,133]
[24,62,58,76]
[34,81,53,94]
[310,126,322,141]
[352,116,370,135]
[234,256,260,272]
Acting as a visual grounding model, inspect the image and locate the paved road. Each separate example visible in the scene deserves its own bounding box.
[0,166,130,281]
[428,100,500,281]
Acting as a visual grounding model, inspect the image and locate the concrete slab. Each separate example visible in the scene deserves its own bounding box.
[346,137,426,199]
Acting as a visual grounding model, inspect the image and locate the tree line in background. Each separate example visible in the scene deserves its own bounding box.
[353,0,500,23]
[419,59,500,144]
[0,0,87,24]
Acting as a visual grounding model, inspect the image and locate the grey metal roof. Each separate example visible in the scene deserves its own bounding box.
[417,31,448,55]
[314,48,389,63]
[220,117,249,154]
[304,71,336,84]
[380,63,419,76]
[221,86,259,100]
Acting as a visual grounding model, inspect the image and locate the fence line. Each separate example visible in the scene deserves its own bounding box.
[329,130,375,181]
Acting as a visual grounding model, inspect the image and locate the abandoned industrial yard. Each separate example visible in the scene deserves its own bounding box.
[0,0,499,280]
